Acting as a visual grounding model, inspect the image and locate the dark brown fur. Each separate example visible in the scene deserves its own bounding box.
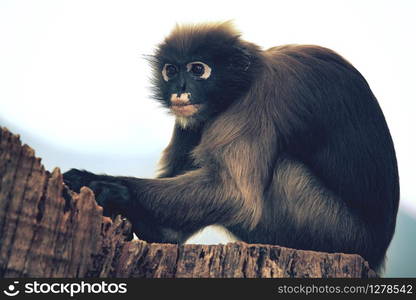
[64,22,399,273]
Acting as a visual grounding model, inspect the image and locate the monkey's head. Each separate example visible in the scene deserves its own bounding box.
[150,22,258,128]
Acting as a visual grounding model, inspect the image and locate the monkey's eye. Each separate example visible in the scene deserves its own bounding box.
[190,63,204,76]
[166,65,177,77]
[162,64,178,81]
[186,61,212,79]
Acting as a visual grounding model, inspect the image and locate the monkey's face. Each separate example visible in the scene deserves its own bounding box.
[150,23,255,128]
[161,60,214,121]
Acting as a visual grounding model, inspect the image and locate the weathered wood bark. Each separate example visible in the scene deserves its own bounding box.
[0,127,376,278]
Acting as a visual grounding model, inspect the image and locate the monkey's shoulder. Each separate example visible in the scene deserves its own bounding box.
[265,44,352,68]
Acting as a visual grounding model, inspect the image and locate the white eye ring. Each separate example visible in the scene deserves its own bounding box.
[186,61,212,79]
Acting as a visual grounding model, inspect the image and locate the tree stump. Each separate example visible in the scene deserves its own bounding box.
[0,127,376,278]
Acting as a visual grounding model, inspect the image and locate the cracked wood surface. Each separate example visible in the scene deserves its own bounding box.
[0,127,376,278]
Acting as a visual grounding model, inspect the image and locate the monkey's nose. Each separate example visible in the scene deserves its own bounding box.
[177,89,188,99]
[171,92,191,105]
[177,79,186,96]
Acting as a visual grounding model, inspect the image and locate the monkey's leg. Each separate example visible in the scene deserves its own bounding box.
[266,157,384,271]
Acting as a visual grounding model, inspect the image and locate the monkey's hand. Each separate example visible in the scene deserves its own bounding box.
[63,169,131,218]
[89,181,131,218]
[72,179,188,243]
[63,169,189,243]
[63,169,99,193]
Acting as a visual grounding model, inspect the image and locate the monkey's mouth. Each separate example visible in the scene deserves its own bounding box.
[170,103,201,117]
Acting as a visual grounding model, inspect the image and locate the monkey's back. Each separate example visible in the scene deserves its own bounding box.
[267,45,399,239]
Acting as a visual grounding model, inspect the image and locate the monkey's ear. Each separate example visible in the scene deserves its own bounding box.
[229,46,252,72]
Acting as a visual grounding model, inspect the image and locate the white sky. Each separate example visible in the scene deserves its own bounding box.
[0,0,415,216]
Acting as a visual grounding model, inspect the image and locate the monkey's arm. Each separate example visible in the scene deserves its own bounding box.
[64,166,259,242]
[157,123,202,178]
[64,131,275,242]
[63,168,199,243]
